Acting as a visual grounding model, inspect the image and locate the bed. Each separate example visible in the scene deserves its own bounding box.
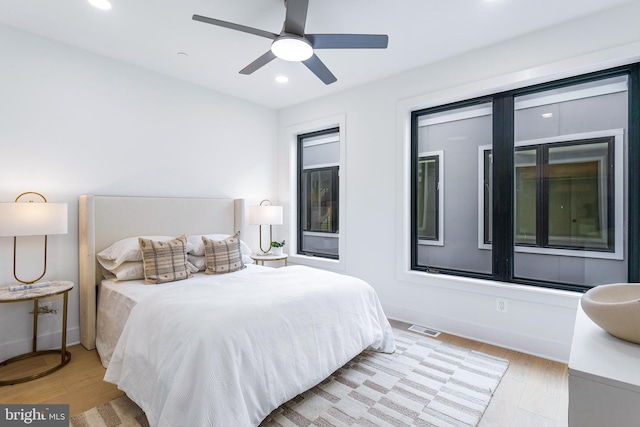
[78,195,395,427]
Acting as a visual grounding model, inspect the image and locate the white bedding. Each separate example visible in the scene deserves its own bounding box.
[96,277,166,368]
[103,265,395,427]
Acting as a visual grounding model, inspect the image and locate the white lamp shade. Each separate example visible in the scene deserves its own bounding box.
[249,205,283,225]
[0,203,68,237]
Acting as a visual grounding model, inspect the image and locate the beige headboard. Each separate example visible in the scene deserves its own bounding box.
[78,195,245,350]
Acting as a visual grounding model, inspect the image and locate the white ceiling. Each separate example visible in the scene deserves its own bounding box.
[0,0,632,109]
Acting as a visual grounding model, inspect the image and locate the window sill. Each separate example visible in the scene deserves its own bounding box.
[288,253,345,272]
[477,244,623,260]
[399,268,581,308]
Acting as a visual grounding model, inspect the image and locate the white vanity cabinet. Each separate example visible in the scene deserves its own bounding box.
[568,305,640,427]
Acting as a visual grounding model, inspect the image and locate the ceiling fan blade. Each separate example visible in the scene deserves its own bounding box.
[239,50,277,75]
[192,14,278,40]
[302,54,337,85]
[307,34,389,49]
[283,0,309,36]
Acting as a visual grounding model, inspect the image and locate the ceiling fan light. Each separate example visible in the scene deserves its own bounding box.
[271,36,313,62]
[88,0,112,9]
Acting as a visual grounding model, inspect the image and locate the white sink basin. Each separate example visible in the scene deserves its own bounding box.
[581,283,640,345]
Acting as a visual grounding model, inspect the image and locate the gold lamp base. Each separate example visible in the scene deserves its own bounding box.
[12,192,49,284]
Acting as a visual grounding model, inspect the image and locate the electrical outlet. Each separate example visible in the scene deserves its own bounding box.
[496,298,508,313]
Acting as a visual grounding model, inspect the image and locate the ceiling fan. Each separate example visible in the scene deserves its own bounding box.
[192,0,389,85]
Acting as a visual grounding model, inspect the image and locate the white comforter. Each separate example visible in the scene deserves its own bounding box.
[104,265,395,427]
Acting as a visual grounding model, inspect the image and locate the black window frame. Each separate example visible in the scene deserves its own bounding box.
[410,63,640,292]
[297,127,340,260]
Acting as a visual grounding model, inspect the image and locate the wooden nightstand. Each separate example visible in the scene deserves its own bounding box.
[0,280,73,386]
[250,253,288,267]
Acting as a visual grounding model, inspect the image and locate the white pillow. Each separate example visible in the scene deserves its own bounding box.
[187,254,206,271]
[107,261,145,281]
[98,236,194,271]
[105,261,199,282]
[187,234,252,257]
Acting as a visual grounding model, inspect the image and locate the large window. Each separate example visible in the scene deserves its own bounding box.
[411,64,639,291]
[298,128,339,259]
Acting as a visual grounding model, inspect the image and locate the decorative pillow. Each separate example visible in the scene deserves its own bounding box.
[189,253,253,270]
[139,235,192,284]
[203,233,246,274]
[97,236,194,271]
[187,233,252,257]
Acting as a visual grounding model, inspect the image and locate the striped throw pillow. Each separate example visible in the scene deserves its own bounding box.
[203,232,246,274]
[138,235,192,284]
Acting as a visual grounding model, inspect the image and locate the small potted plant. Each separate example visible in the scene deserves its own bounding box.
[270,240,285,255]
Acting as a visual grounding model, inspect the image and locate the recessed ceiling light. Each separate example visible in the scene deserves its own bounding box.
[542,112,554,119]
[275,76,289,83]
[89,0,112,10]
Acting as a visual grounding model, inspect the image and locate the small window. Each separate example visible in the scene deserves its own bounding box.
[298,128,340,259]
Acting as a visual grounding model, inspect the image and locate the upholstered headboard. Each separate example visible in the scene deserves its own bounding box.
[78,195,245,350]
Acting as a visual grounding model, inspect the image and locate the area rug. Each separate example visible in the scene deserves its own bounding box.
[70,328,509,427]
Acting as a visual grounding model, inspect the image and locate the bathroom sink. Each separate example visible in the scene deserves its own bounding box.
[581,283,640,345]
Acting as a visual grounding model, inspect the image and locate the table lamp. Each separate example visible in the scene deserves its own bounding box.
[248,200,283,253]
[0,192,68,284]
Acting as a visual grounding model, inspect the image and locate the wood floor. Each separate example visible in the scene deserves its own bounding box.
[0,323,568,427]
[0,345,124,416]
[388,320,569,427]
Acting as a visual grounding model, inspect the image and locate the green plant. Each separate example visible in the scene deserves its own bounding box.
[270,240,285,248]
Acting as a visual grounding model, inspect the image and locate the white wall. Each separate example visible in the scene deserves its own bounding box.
[276,1,640,362]
[2,1,639,364]
[0,24,278,360]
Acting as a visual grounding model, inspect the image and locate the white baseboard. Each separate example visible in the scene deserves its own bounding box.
[385,304,571,363]
[0,327,80,362]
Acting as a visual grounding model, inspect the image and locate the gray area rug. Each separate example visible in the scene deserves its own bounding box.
[70,328,509,427]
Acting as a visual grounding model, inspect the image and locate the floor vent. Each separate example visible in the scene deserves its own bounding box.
[408,324,441,337]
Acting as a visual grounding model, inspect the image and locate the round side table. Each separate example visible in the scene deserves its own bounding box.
[0,280,73,386]
[250,253,289,267]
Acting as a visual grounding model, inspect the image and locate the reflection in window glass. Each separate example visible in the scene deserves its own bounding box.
[413,101,493,275]
[514,148,537,245]
[417,155,439,240]
[483,150,493,245]
[484,139,613,251]
[547,141,611,249]
[513,73,626,287]
[302,167,338,233]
